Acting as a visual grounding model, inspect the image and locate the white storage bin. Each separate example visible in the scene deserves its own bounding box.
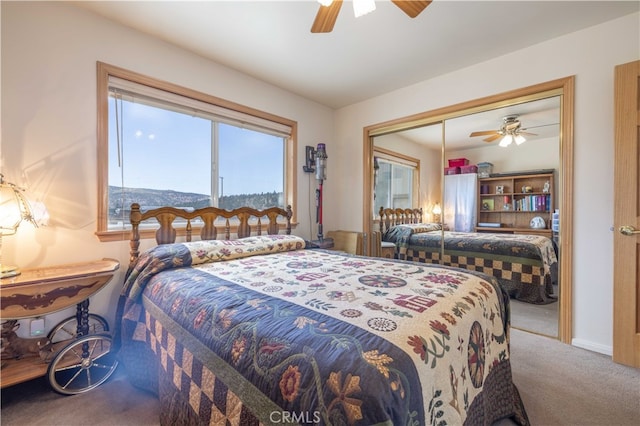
[477,162,493,177]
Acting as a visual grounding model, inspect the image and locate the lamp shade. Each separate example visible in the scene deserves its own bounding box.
[0,174,48,236]
[0,174,48,278]
[0,189,23,235]
[499,134,513,147]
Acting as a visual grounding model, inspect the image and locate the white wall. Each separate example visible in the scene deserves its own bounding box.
[333,12,640,354]
[447,137,560,176]
[1,2,334,330]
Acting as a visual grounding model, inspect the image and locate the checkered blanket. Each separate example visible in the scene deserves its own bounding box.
[384,226,558,304]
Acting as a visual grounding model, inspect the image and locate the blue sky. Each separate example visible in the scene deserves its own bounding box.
[108,99,284,196]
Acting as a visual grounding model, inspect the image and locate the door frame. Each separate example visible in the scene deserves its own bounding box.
[362,77,575,343]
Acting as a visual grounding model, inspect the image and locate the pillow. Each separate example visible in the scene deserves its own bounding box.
[187,234,306,265]
[397,222,442,233]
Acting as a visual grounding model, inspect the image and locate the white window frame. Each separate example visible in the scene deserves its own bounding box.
[96,62,298,241]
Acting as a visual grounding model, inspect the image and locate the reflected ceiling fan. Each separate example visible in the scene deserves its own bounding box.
[311,0,432,33]
[469,115,540,147]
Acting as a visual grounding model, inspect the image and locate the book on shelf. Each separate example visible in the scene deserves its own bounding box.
[478,222,501,228]
[515,194,550,212]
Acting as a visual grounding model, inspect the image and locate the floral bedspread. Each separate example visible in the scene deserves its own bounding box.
[119,235,528,425]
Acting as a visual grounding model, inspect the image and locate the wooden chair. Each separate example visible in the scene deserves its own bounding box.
[326,230,364,255]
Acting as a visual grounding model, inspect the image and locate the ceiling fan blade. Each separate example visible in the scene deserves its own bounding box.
[519,132,538,136]
[470,130,499,137]
[311,0,343,33]
[483,134,503,143]
[392,0,433,18]
[522,123,559,130]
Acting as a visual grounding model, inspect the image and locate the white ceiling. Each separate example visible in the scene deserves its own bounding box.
[76,0,639,110]
[391,95,561,149]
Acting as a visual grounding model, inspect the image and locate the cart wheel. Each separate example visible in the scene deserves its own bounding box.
[47,314,109,343]
[47,333,118,395]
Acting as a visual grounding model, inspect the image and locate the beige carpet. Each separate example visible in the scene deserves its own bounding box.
[2,329,639,425]
[509,282,559,338]
[510,299,558,337]
[506,329,639,426]
[0,368,159,426]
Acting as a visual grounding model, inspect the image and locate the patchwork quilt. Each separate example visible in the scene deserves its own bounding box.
[117,235,528,425]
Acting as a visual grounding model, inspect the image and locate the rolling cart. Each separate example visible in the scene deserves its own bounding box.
[1,259,120,395]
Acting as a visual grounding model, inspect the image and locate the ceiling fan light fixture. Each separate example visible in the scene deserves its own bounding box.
[515,134,526,145]
[499,134,513,147]
[353,0,376,18]
[312,0,430,33]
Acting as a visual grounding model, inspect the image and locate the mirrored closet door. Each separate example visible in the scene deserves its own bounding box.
[441,97,561,337]
[363,78,574,342]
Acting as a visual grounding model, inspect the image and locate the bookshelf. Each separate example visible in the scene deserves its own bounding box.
[476,170,554,236]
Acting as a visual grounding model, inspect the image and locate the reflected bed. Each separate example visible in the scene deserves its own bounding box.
[380,208,558,305]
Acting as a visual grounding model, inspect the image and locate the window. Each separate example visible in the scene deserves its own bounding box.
[373,147,419,215]
[97,63,297,241]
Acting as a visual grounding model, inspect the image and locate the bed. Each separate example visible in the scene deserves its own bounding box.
[116,203,529,425]
[379,207,558,305]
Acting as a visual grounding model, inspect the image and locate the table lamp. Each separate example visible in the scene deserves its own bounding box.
[0,174,49,278]
[432,203,442,223]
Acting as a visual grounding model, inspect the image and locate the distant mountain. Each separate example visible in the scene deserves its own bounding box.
[218,192,283,210]
[108,186,283,215]
[109,186,211,212]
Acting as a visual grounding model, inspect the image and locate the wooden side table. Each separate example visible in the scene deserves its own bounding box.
[380,241,396,259]
[0,258,119,389]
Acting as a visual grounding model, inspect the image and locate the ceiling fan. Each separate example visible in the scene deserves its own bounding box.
[469,115,539,147]
[311,0,432,33]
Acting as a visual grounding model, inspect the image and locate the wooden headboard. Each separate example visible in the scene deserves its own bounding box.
[129,203,292,265]
[378,207,423,233]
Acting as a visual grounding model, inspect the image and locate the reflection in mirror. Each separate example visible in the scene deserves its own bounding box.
[443,97,561,337]
[373,122,445,264]
[370,96,562,338]
[373,148,419,212]
[373,123,442,219]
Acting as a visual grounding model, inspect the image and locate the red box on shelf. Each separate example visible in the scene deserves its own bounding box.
[448,158,469,167]
[460,164,478,174]
[444,166,460,175]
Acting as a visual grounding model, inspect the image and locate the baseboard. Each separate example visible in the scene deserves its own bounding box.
[571,338,612,356]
